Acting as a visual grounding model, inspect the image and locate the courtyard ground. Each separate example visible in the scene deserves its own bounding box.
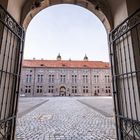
[16,96,116,140]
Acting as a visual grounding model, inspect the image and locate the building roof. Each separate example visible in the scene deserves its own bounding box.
[22,60,110,69]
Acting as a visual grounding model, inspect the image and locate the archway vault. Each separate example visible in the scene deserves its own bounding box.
[21,0,113,32]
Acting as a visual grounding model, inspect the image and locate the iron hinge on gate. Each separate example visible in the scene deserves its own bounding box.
[113,91,117,94]
[20,51,23,54]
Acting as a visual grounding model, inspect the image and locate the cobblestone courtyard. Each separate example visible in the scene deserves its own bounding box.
[16,97,116,140]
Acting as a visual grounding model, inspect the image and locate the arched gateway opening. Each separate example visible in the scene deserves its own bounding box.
[0,0,140,140]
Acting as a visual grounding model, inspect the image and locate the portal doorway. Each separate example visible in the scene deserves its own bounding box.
[59,86,66,96]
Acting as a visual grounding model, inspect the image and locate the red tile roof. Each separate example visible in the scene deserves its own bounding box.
[22,60,110,69]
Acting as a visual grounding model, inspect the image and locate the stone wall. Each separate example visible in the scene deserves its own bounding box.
[19,67,112,97]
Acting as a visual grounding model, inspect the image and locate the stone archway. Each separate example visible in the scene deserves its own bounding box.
[19,2,140,138]
[0,0,140,140]
[21,0,113,32]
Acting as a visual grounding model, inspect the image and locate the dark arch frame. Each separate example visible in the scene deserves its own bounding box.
[21,0,113,32]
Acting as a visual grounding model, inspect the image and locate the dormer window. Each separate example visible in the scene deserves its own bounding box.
[83,65,87,67]
[40,64,44,66]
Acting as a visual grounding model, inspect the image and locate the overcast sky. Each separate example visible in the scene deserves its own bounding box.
[24,4,109,62]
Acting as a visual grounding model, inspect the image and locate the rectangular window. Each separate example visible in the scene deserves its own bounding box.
[36,86,43,93]
[94,86,99,95]
[105,86,111,93]
[83,86,88,93]
[38,74,44,83]
[48,86,54,93]
[41,75,43,82]
[105,75,110,83]
[52,75,54,83]
[28,88,31,93]
[29,75,32,83]
[72,75,74,83]
[25,88,27,93]
[49,75,54,83]
[60,75,66,83]
[49,75,51,83]
[72,86,77,93]
[25,86,31,93]
[26,75,32,83]
[83,75,88,83]
[94,75,99,83]
[72,75,77,83]
[83,75,85,83]
[37,75,40,82]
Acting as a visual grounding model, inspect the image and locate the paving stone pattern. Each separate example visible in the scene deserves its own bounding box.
[77,97,114,117]
[16,97,116,140]
[18,97,48,116]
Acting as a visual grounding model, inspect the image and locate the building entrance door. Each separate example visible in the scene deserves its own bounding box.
[59,86,66,96]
